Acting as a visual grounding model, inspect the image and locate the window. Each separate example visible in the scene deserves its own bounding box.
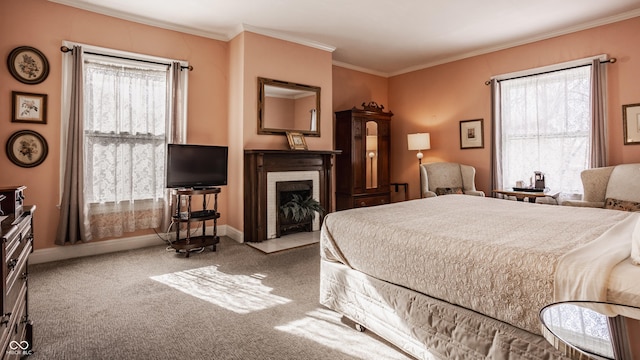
[492,56,609,197]
[59,43,188,241]
[84,58,168,204]
[499,66,591,194]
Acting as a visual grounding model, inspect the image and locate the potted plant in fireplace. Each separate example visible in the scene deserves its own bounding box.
[279,194,325,235]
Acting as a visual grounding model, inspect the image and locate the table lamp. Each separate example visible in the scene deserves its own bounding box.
[408,133,431,198]
[407,133,431,165]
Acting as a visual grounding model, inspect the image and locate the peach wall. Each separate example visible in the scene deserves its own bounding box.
[226,34,245,235]
[332,66,389,113]
[242,32,333,150]
[388,16,640,199]
[225,31,334,234]
[0,0,229,249]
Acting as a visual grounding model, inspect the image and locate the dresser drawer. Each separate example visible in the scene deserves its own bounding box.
[5,214,31,266]
[353,194,390,208]
[5,244,29,317]
[1,282,28,359]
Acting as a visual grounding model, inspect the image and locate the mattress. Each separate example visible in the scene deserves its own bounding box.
[320,195,638,335]
[320,260,574,359]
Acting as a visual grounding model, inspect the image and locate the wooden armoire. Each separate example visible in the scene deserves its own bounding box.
[335,102,392,210]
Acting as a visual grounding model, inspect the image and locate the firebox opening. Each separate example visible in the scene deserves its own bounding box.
[276,180,314,238]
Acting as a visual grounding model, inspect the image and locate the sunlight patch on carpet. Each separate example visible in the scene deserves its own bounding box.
[275,308,409,360]
[150,266,291,314]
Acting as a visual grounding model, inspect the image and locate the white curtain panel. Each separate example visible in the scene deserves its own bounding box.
[498,66,591,194]
[83,60,168,239]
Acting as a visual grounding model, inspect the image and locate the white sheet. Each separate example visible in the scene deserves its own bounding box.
[555,213,638,301]
[554,213,639,316]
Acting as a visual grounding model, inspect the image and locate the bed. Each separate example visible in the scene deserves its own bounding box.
[319,195,640,359]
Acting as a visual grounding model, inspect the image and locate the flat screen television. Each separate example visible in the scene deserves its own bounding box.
[166,144,228,188]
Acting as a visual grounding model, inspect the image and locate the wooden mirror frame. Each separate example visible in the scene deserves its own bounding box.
[258,77,321,137]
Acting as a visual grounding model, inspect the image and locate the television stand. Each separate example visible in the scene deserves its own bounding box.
[171,187,221,257]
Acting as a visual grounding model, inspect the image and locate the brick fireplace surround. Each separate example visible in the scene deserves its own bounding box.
[244,150,340,242]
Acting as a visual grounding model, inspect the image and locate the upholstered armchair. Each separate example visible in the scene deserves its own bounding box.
[562,163,640,209]
[419,162,485,198]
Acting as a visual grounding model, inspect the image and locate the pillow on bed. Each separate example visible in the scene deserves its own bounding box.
[435,187,464,196]
[604,198,640,212]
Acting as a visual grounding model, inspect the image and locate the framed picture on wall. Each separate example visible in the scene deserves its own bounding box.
[460,119,484,149]
[623,103,640,145]
[6,130,49,168]
[12,91,47,124]
[7,46,50,84]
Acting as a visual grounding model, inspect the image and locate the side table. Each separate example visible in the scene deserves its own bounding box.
[171,187,221,257]
[540,301,640,360]
[493,189,560,204]
[390,182,409,202]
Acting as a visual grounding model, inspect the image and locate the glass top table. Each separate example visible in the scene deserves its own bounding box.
[540,301,640,360]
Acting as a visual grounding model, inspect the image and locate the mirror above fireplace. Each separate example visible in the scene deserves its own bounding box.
[257,77,321,137]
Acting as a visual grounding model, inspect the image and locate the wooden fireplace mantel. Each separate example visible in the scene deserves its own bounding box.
[243,149,341,242]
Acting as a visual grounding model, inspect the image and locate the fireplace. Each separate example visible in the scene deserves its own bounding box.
[267,171,319,239]
[276,180,313,237]
[244,150,339,242]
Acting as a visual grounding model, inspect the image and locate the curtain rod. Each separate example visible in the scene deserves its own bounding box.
[484,58,616,85]
[60,46,193,71]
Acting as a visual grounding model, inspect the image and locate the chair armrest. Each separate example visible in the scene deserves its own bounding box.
[561,200,604,208]
[423,191,437,198]
[464,190,485,197]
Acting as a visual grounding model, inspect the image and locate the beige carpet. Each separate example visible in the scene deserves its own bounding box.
[27,237,412,360]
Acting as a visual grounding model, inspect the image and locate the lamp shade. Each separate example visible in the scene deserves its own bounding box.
[407,133,431,151]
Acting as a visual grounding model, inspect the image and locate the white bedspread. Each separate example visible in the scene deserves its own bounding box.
[320,195,636,334]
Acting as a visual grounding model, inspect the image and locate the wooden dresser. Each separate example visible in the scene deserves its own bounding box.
[0,186,34,358]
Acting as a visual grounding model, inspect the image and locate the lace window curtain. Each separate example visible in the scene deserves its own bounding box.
[494,66,593,195]
[84,59,168,239]
[56,44,188,244]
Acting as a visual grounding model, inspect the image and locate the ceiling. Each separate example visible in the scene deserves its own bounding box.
[50,0,640,76]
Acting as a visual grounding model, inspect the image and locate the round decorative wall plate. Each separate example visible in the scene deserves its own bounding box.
[7,46,50,84]
[6,130,48,168]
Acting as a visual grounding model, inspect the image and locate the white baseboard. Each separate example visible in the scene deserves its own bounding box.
[224,225,244,243]
[31,224,243,264]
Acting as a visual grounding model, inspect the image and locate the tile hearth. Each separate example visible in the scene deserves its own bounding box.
[246,231,320,254]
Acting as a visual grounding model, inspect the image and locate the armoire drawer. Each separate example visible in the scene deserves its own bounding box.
[353,194,390,208]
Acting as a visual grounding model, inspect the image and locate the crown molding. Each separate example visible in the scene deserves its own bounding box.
[49,0,229,41]
[332,61,389,78]
[238,24,336,53]
[388,8,640,77]
[49,1,337,52]
[49,1,640,77]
